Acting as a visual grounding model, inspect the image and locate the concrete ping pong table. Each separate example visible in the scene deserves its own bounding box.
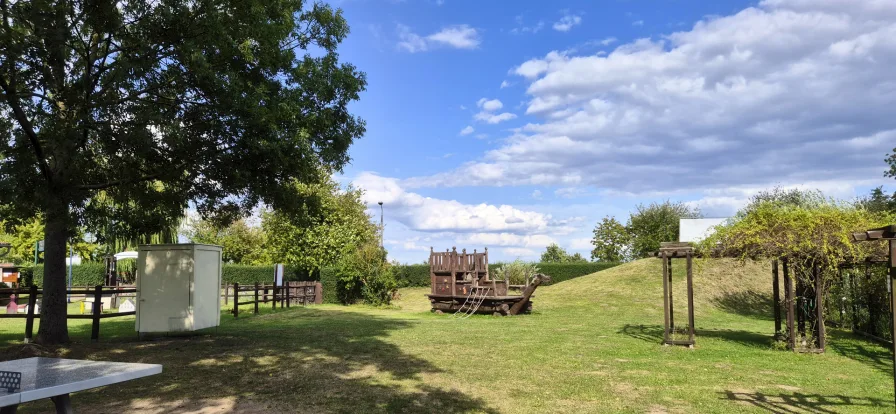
[0,357,162,413]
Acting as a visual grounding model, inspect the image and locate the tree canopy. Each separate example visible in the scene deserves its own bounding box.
[185,218,269,265]
[628,201,701,258]
[540,243,587,263]
[701,190,894,273]
[590,216,630,262]
[0,0,365,344]
[262,174,377,272]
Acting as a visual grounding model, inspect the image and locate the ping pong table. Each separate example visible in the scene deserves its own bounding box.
[0,357,162,413]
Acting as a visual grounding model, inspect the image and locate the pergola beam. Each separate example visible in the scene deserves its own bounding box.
[851,225,896,241]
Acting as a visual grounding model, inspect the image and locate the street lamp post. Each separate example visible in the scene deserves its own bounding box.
[378,202,384,248]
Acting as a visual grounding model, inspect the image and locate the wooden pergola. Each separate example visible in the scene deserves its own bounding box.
[850,224,896,405]
[653,242,695,347]
[770,258,826,352]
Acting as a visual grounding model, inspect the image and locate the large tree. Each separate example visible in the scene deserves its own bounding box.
[185,218,269,265]
[590,216,630,262]
[0,1,365,344]
[627,201,701,258]
[262,173,376,273]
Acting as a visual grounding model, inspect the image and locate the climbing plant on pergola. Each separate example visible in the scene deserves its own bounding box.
[701,196,892,352]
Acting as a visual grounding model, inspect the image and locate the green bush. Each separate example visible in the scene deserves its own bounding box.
[394,264,429,287]
[319,267,339,304]
[30,262,106,287]
[493,260,540,285]
[334,241,396,305]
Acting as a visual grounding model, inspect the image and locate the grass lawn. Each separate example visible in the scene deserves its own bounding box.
[0,258,892,413]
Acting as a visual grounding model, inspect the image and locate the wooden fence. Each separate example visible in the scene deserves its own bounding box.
[0,285,136,342]
[229,281,321,318]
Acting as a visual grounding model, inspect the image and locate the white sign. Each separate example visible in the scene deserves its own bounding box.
[274,264,284,286]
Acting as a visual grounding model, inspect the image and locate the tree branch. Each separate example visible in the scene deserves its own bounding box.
[0,75,53,183]
[78,173,162,190]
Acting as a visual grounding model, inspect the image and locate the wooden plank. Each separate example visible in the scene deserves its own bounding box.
[24,284,36,343]
[91,285,102,342]
[772,259,781,338]
[783,258,795,350]
[686,251,695,343]
[661,251,670,344]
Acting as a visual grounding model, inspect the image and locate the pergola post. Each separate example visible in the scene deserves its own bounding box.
[814,261,825,351]
[661,251,671,344]
[772,259,781,339]
[890,239,896,403]
[783,258,795,350]
[686,250,695,344]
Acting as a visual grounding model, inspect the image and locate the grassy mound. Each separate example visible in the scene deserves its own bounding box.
[0,259,891,413]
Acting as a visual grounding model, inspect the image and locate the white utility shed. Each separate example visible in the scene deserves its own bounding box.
[135,244,222,334]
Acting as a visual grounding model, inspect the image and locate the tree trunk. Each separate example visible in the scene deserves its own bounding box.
[36,203,70,344]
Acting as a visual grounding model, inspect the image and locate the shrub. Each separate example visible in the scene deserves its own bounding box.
[30,262,106,287]
[319,267,340,304]
[493,260,540,285]
[334,240,396,305]
[393,264,429,287]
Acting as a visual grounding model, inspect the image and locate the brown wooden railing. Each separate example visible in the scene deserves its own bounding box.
[229,282,321,318]
[0,285,137,343]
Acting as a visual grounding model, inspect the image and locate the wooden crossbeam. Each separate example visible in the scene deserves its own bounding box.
[852,226,896,242]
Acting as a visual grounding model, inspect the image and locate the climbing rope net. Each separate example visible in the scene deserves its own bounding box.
[452,286,491,319]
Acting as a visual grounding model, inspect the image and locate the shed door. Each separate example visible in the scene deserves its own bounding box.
[138,249,193,332]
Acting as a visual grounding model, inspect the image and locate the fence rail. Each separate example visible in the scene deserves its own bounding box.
[230,282,321,318]
[0,285,136,342]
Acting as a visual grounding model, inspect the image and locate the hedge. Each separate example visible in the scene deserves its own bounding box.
[26,263,319,287]
[29,263,106,287]
[319,267,339,304]
[392,261,621,288]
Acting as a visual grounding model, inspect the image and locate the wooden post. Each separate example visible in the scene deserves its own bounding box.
[91,285,102,342]
[254,282,260,314]
[232,283,239,318]
[661,251,670,344]
[272,284,277,310]
[285,282,291,308]
[889,240,896,405]
[813,262,825,351]
[225,284,229,305]
[668,256,675,330]
[686,251,695,344]
[24,284,37,343]
[783,258,795,350]
[772,259,781,338]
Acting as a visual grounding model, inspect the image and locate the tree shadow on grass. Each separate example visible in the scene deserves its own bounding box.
[711,290,774,321]
[826,329,893,376]
[0,307,500,414]
[617,324,773,349]
[720,390,891,413]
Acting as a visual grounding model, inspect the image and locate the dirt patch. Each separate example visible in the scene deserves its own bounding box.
[776,384,801,392]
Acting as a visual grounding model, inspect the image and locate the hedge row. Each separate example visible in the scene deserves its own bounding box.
[393,262,621,288]
[25,263,318,287]
[319,267,339,304]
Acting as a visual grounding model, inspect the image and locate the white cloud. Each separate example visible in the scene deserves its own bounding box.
[475,133,489,140]
[500,80,511,88]
[474,111,517,124]
[459,105,467,110]
[459,125,475,136]
[554,13,583,32]
[531,190,543,199]
[396,24,428,53]
[632,20,644,26]
[600,37,617,46]
[427,25,480,49]
[354,172,554,234]
[554,187,588,199]
[477,98,503,111]
[405,0,896,198]
[511,17,545,35]
[396,24,480,52]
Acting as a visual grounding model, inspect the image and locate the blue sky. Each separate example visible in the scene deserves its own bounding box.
[327,0,896,263]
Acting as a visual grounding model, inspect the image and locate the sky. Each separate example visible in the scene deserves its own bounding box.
[328,0,896,264]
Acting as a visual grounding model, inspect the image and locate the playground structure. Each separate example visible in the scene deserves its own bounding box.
[427,247,550,316]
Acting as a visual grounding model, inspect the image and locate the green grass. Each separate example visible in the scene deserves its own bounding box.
[0,258,892,413]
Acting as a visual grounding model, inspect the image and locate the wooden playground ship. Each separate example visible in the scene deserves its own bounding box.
[427,247,549,316]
